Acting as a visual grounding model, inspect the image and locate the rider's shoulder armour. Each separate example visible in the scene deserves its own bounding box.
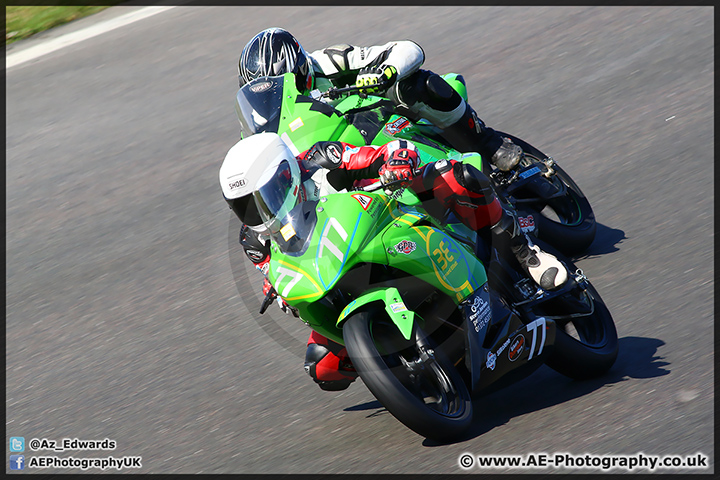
[304,141,344,170]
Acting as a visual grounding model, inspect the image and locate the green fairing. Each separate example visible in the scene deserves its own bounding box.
[379,203,487,303]
[276,76,351,153]
[265,192,392,343]
[336,287,415,341]
[265,191,487,345]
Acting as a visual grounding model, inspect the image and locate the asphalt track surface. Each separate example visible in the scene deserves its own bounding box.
[5,6,714,474]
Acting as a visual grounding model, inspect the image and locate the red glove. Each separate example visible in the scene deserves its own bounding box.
[378,148,419,190]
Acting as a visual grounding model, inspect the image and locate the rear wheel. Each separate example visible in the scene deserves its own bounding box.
[498,133,597,256]
[343,309,472,442]
[528,163,596,255]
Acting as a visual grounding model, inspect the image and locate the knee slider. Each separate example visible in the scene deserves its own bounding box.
[425,73,463,111]
[303,342,357,390]
[426,73,456,101]
[303,343,330,380]
[394,70,463,114]
[421,158,453,192]
[393,70,427,107]
[454,162,493,194]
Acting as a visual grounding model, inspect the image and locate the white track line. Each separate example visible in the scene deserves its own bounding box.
[6,6,176,69]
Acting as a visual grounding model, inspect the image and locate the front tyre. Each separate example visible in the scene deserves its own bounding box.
[343,310,472,442]
[544,279,618,379]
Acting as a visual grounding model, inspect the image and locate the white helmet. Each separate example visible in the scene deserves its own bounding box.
[219,132,300,232]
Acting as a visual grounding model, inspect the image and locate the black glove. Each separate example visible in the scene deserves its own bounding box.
[355,65,398,94]
[261,278,299,317]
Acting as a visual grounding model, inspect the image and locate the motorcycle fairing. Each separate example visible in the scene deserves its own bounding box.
[336,286,415,341]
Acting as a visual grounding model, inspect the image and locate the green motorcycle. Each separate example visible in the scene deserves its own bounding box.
[236,72,596,255]
[253,171,617,441]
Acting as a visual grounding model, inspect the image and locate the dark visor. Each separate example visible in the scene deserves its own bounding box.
[230,194,262,227]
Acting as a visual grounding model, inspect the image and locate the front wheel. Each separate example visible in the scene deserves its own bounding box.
[544,279,618,379]
[343,310,472,442]
[530,240,618,379]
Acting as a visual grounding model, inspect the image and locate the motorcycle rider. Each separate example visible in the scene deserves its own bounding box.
[237,27,523,172]
[220,132,568,391]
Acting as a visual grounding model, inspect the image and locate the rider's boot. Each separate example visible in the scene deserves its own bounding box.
[304,331,358,391]
[440,103,524,172]
[491,206,568,290]
[389,71,523,171]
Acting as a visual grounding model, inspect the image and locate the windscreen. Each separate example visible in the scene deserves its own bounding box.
[263,200,318,256]
[235,75,284,135]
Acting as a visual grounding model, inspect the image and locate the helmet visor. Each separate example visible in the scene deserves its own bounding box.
[229,193,262,227]
[254,159,299,234]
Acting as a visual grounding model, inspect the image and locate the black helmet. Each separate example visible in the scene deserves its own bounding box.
[238,28,314,93]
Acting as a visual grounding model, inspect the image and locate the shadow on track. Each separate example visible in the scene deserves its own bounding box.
[572,222,627,260]
[420,336,669,446]
[341,336,669,445]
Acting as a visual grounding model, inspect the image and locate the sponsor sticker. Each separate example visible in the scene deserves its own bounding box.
[508,334,525,361]
[289,117,304,132]
[467,295,491,332]
[486,351,497,370]
[366,199,381,217]
[430,238,460,277]
[395,240,417,254]
[384,117,411,135]
[280,223,296,241]
[519,166,542,179]
[351,193,373,211]
[249,81,273,93]
[389,302,407,313]
[487,335,513,370]
[518,215,536,233]
[496,336,512,356]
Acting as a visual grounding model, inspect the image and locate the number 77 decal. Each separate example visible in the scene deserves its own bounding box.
[318,217,348,262]
[275,265,304,298]
[526,317,547,360]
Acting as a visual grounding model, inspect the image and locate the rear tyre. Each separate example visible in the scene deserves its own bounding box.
[530,163,596,255]
[499,133,597,256]
[343,310,472,442]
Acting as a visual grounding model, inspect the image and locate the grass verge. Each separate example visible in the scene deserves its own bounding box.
[6,5,123,45]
